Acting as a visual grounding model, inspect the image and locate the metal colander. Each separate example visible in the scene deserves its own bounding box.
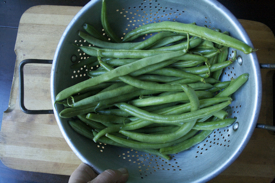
[50,0,261,182]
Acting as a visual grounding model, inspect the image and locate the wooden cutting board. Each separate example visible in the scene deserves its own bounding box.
[0,5,275,182]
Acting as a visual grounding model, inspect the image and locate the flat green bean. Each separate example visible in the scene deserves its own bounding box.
[123,21,254,54]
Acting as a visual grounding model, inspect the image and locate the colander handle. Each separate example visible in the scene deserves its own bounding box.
[19,59,54,114]
[256,124,275,131]
[260,63,275,69]
[255,63,275,132]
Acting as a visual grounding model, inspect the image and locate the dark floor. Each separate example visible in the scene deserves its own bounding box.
[0,0,275,182]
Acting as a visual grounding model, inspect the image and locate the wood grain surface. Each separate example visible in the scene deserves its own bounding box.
[0,5,274,182]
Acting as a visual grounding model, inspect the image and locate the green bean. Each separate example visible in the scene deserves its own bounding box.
[153,97,231,115]
[152,38,202,51]
[149,35,186,49]
[130,59,179,77]
[72,85,136,107]
[95,89,162,110]
[132,126,177,134]
[171,60,205,68]
[83,23,108,41]
[59,104,97,118]
[97,109,132,117]
[70,57,98,69]
[148,68,204,82]
[104,58,138,66]
[193,118,236,130]
[101,0,121,42]
[213,110,228,119]
[158,91,178,96]
[204,78,220,84]
[80,46,175,59]
[79,31,139,49]
[169,78,201,85]
[122,97,231,130]
[67,89,102,106]
[92,131,128,148]
[93,124,122,142]
[56,50,185,101]
[99,61,211,92]
[86,113,130,124]
[215,73,249,97]
[208,54,218,65]
[197,115,213,123]
[69,120,94,140]
[152,126,180,134]
[131,32,179,50]
[142,102,179,112]
[115,100,231,124]
[120,120,196,143]
[87,70,107,77]
[213,49,235,80]
[160,130,213,154]
[106,133,181,149]
[98,83,125,93]
[140,149,171,160]
[77,115,106,129]
[137,75,181,83]
[198,40,214,48]
[191,47,218,55]
[208,81,231,93]
[123,21,254,54]
[180,85,200,112]
[130,91,213,107]
[182,60,234,75]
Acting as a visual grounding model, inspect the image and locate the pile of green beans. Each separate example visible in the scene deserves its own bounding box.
[57,0,252,160]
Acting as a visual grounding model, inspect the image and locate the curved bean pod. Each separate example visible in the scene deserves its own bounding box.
[77,115,106,129]
[101,0,121,42]
[83,23,108,41]
[180,84,200,111]
[115,100,231,124]
[215,73,249,97]
[119,120,196,143]
[160,130,213,154]
[123,21,254,54]
[193,118,236,130]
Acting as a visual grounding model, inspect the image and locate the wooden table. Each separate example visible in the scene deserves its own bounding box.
[0,5,274,182]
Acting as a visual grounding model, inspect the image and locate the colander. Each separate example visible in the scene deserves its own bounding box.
[50,0,262,182]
